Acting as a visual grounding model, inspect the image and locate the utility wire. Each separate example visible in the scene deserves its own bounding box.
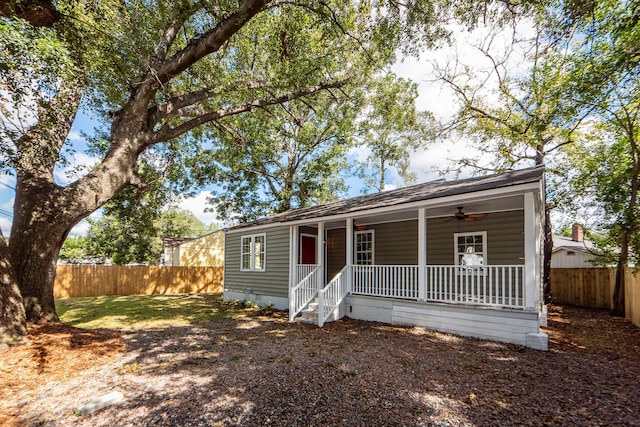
[0,181,16,190]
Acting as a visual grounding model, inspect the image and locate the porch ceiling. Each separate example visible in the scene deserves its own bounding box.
[357,195,523,226]
[321,194,524,229]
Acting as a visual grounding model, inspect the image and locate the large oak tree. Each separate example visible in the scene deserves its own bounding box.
[0,0,452,346]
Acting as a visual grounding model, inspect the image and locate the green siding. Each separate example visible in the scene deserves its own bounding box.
[426,210,524,265]
[370,220,418,265]
[224,210,524,300]
[224,226,290,298]
[327,228,346,280]
[324,221,418,269]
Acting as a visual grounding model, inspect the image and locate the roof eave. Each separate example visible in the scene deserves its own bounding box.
[228,180,542,232]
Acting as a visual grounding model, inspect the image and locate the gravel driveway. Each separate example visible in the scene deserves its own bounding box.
[2,305,640,426]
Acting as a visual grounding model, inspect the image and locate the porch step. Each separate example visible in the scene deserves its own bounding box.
[297,300,319,324]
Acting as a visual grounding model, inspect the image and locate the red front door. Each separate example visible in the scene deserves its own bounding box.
[300,235,317,264]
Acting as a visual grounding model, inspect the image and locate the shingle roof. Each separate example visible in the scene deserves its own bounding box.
[230,166,545,230]
[552,235,594,253]
[162,236,194,247]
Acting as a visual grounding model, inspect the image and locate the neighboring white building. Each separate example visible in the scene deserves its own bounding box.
[552,224,599,268]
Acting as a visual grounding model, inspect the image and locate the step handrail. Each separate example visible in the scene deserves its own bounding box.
[318,265,350,327]
[289,266,321,321]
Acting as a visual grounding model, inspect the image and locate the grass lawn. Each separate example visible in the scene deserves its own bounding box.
[56,293,259,329]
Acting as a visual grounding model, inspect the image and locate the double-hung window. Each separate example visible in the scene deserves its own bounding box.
[241,234,266,271]
[454,231,487,273]
[355,230,374,265]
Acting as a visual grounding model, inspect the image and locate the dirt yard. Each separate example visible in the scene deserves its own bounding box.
[1,304,639,426]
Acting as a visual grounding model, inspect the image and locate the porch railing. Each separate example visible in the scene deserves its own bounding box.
[426,265,525,308]
[295,264,318,284]
[346,264,526,309]
[290,264,527,323]
[351,265,419,300]
[318,265,351,327]
[289,266,320,322]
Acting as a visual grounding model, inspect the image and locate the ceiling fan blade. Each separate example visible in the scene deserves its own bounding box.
[463,216,477,222]
[468,213,488,218]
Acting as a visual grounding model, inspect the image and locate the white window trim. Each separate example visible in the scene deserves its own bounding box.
[240,233,266,272]
[354,229,375,265]
[454,231,487,275]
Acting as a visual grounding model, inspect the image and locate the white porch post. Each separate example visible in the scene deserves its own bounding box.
[288,225,298,321]
[418,208,426,301]
[291,225,299,284]
[317,222,325,290]
[524,192,538,310]
[346,218,353,292]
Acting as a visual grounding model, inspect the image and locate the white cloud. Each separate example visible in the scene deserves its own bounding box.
[0,87,38,137]
[68,220,90,237]
[0,216,11,236]
[409,141,478,182]
[1,197,14,212]
[0,175,16,189]
[178,191,219,226]
[53,152,100,185]
[347,145,371,162]
[392,20,538,184]
[68,210,102,237]
[67,130,86,142]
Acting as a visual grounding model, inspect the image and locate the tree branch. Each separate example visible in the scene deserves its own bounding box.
[14,81,82,179]
[150,79,349,144]
[144,0,270,89]
[149,2,192,67]
[149,80,271,123]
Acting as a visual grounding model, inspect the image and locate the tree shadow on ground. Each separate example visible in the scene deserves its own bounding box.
[15,305,640,426]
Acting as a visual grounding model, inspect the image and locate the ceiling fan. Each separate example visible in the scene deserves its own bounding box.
[454,206,488,222]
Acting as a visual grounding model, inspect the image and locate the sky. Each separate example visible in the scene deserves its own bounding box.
[0,20,537,237]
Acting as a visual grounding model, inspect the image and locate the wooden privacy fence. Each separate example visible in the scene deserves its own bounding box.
[551,267,640,328]
[551,268,615,310]
[54,265,223,298]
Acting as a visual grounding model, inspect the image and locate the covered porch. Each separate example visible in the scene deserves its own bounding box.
[288,192,542,329]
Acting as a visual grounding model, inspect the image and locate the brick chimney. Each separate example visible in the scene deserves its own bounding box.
[572,224,583,242]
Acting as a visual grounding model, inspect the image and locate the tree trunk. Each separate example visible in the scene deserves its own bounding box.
[0,0,61,27]
[9,179,75,323]
[0,236,28,350]
[543,204,553,303]
[378,159,386,192]
[534,146,553,304]
[612,227,629,317]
